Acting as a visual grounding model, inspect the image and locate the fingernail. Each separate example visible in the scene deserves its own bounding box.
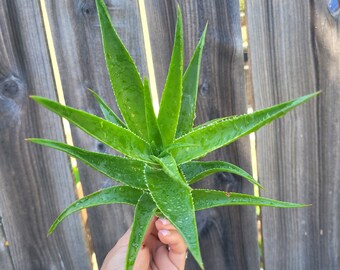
[159,218,169,225]
[159,230,170,236]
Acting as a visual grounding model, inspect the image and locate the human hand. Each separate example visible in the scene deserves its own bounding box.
[101,217,187,270]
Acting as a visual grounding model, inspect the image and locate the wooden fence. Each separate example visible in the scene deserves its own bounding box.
[0,0,339,269]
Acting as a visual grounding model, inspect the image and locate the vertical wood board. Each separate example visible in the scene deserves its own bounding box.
[310,1,340,268]
[247,0,339,269]
[0,0,91,269]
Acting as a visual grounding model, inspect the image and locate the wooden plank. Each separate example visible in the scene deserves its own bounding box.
[314,2,340,267]
[145,1,259,269]
[0,216,14,270]
[247,0,340,269]
[45,0,149,266]
[0,1,91,269]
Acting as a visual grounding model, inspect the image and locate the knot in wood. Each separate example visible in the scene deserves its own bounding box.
[0,74,26,129]
[199,81,210,96]
[97,142,106,152]
[79,0,96,17]
[0,75,22,98]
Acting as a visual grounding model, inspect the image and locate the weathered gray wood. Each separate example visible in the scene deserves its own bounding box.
[0,0,91,269]
[145,1,259,269]
[45,0,149,266]
[247,0,340,269]
[0,216,14,270]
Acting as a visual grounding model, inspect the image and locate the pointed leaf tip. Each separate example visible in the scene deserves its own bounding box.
[48,186,143,234]
[31,96,152,161]
[180,161,263,189]
[143,78,163,150]
[192,189,310,211]
[176,22,207,138]
[157,4,184,146]
[95,0,148,140]
[87,88,126,128]
[29,138,147,189]
[172,92,320,164]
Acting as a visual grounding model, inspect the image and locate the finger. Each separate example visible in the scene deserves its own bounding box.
[143,217,164,253]
[153,244,187,270]
[155,219,187,270]
[134,217,158,270]
[155,218,176,231]
[156,219,187,254]
[133,245,151,270]
[158,229,187,254]
[150,260,160,270]
[153,245,179,270]
[145,216,158,237]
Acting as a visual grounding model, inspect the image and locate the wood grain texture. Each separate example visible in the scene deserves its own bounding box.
[247,0,340,269]
[45,0,149,266]
[0,1,91,269]
[314,1,340,267]
[145,1,259,269]
[0,216,14,270]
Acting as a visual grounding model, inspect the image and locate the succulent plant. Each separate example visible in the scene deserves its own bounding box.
[28,0,318,269]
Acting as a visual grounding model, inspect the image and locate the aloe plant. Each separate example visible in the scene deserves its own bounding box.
[28,0,318,269]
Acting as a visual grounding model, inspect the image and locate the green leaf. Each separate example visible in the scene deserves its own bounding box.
[144,166,203,268]
[126,193,157,270]
[27,138,147,189]
[151,153,185,183]
[192,189,310,211]
[172,92,319,164]
[48,186,143,235]
[176,24,207,138]
[180,161,263,189]
[31,96,152,162]
[143,78,163,152]
[95,0,148,140]
[164,142,196,152]
[157,6,184,146]
[88,88,126,128]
